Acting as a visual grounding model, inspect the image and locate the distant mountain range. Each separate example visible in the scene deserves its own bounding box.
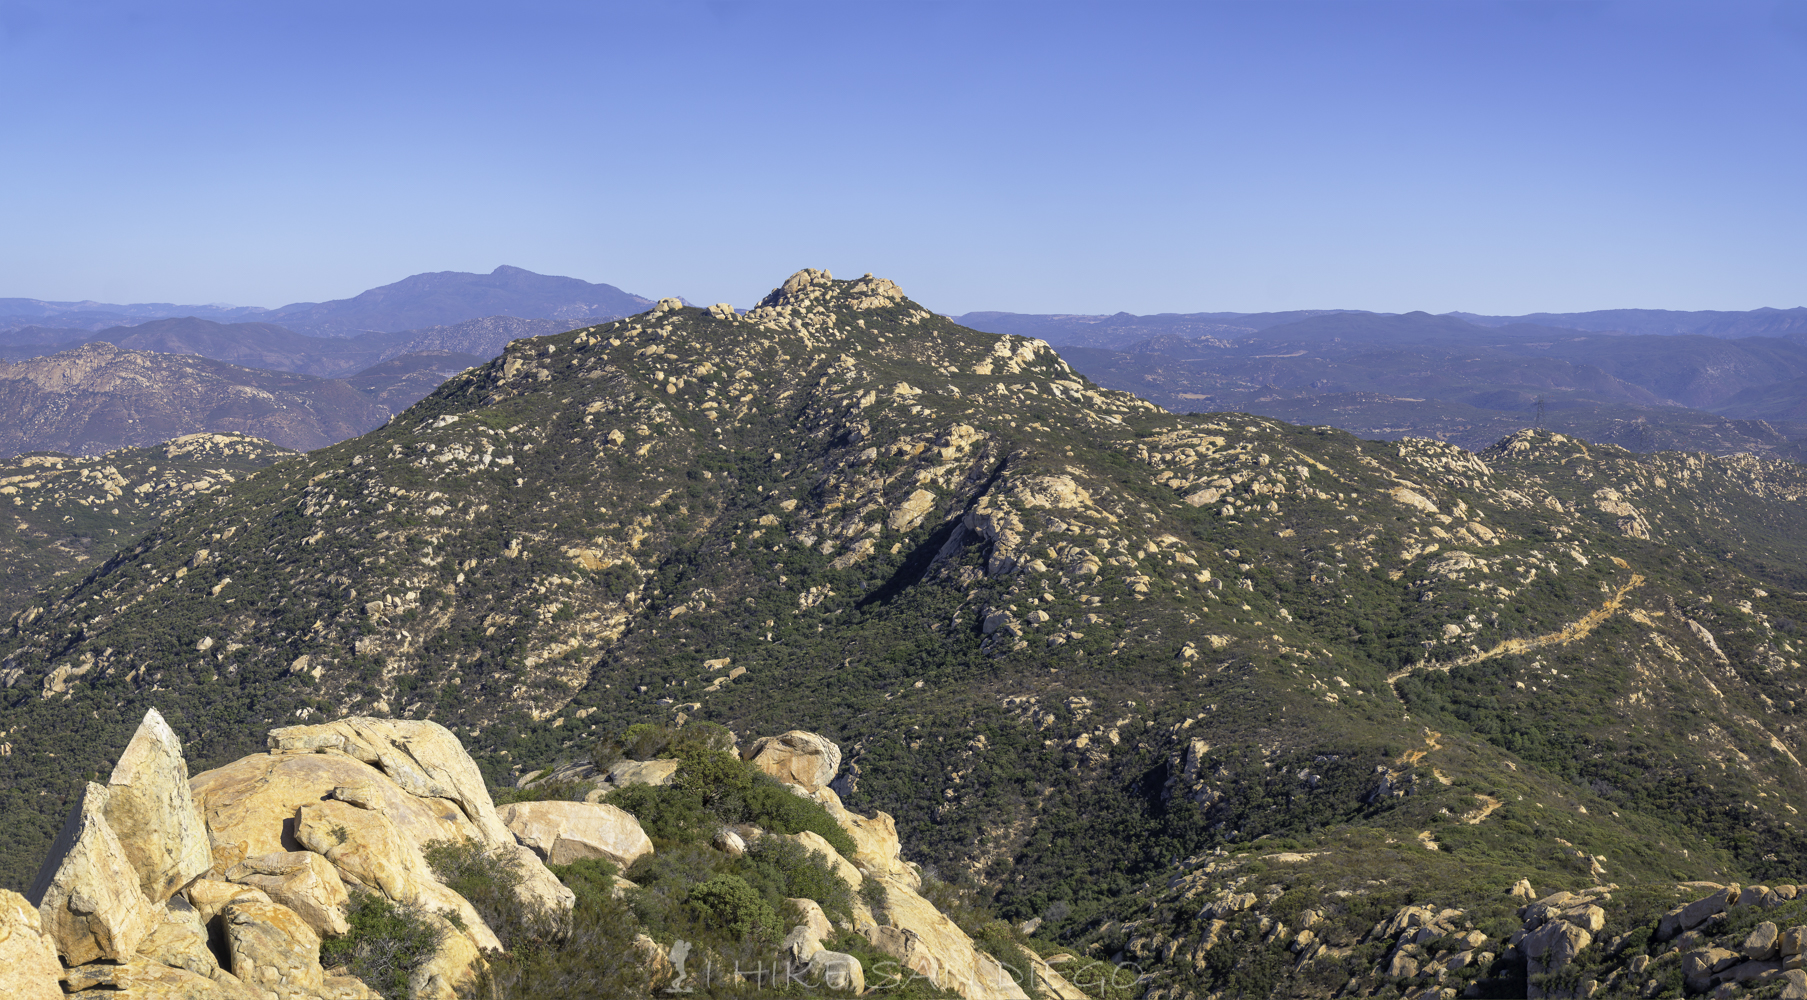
[957,305,1807,350]
[0,265,653,338]
[0,314,612,378]
[962,308,1807,458]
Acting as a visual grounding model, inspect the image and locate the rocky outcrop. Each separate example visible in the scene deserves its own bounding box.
[744,730,842,792]
[20,713,1055,1000]
[19,709,559,1000]
[225,852,351,937]
[101,707,213,903]
[497,800,654,867]
[134,894,220,979]
[222,899,327,1000]
[0,889,63,1000]
[207,717,573,916]
[28,781,160,965]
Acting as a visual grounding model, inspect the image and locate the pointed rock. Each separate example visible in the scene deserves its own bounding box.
[105,707,212,902]
[0,888,63,1000]
[28,781,159,965]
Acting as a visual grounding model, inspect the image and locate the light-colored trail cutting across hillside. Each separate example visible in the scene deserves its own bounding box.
[1388,574,1645,684]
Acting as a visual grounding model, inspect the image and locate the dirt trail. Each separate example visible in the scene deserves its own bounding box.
[1389,574,1645,684]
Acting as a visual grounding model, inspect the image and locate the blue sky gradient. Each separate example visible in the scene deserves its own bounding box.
[2,1,1803,315]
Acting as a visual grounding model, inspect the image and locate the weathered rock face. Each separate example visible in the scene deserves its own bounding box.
[863,874,1029,1000]
[806,785,917,887]
[63,961,265,999]
[135,894,221,979]
[293,798,417,902]
[184,878,271,925]
[498,799,654,867]
[807,950,866,994]
[266,719,505,843]
[788,897,834,945]
[28,781,160,965]
[101,707,213,904]
[290,798,498,954]
[257,718,574,916]
[225,851,351,937]
[606,758,679,788]
[222,899,325,1000]
[744,731,842,792]
[410,912,482,1000]
[0,888,64,1000]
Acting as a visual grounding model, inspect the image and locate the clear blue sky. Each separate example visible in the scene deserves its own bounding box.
[2,1,1803,316]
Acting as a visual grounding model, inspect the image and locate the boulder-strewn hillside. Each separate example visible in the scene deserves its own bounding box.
[7,269,1807,997]
[0,432,297,616]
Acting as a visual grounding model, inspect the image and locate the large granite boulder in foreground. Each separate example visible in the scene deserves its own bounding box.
[29,781,160,965]
[16,713,1085,1000]
[0,888,63,1000]
[21,710,562,1000]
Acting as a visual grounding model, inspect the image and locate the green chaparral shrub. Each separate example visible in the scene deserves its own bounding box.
[423,838,528,945]
[608,783,722,846]
[548,857,620,910]
[458,849,645,998]
[602,726,858,859]
[974,919,1042,1000]
[688,872,780,941]
[491,777,592,806]
[321,889,443,1000]
[733,835,854,922]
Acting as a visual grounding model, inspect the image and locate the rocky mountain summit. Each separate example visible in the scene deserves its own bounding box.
[7,270,1807,996]
[2,708,1082,999]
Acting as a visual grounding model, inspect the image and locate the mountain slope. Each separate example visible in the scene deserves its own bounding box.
[0,433,297,615]
[5,271,1807,998]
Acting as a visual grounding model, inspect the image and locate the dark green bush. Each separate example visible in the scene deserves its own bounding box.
[423,838,527,945]
[688,872,779,940]
[490,777,593,806]
[321,889,442,1000]
[609,783,721,846]
[548,857,621,910]
[734,835,854,922]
